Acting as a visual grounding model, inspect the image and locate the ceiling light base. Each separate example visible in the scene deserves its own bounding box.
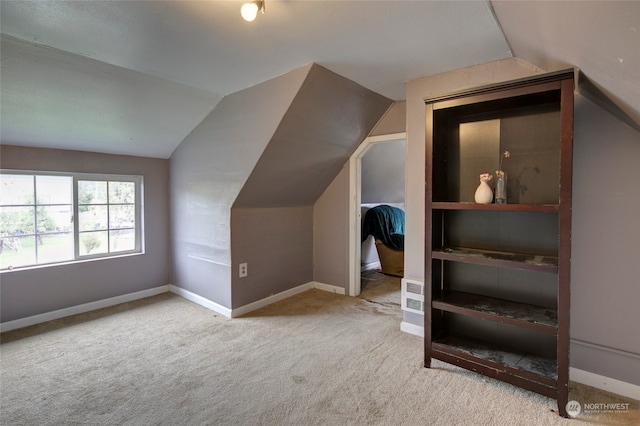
[241,1,265,22]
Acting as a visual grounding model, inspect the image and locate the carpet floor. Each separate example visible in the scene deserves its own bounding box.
[1,274,637,425]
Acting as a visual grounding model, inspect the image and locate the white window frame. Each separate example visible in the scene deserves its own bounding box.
[0,170,144,271]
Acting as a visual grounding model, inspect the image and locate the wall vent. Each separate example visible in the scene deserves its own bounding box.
[401,278,424,315]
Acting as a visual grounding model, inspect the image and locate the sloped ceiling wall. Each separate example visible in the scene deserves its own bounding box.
[230,65,392,308]
[172,63,391,308]
[233,64,393,208]
[170,65,311,307]
[492,1,640,130]
[0,35,220,158]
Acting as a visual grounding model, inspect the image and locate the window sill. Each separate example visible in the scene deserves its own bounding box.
[0,251,145,274]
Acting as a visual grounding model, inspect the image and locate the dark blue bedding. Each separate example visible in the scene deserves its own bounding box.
[361,205,405,250]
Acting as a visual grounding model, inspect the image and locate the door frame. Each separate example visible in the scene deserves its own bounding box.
[348,132,407,296]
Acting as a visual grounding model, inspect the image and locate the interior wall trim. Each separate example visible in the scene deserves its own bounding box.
[0,281,346,332]
[169,284,233,318]
[570,368,640,401]
[230,281,345,318]
[361,261,382,272]
[572,338,640,360]
[348,132,407,297]
[400,321,424,337]
[0,285,170,332]
[311,281,346,295]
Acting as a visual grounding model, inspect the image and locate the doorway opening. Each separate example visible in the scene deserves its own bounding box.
[348,132,406,297]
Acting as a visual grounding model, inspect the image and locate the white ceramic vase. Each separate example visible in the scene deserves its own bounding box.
[474,176,493,204]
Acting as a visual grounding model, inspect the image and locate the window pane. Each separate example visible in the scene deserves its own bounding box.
[36,175,72,204]
[37,233,74,264]
[79,231,108,256]
[79,206,108,231]
[0,175,34,205]
[78,180,107,205]
[110,229,135,252]
[1,172,142,269]
[37,205,73,234]
[0,206,35,235]
[109,205,135,229]
[109,181,135,204]
[0,235,36,269]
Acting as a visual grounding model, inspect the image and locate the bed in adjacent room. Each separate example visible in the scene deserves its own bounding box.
[361,204,405,277]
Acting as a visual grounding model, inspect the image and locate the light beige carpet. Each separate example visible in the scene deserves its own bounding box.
[1,275,637,425]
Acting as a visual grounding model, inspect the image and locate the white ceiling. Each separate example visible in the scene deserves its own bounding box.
[0,1,638,159]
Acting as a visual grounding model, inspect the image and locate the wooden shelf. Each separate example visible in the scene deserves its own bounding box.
[432,247,558,273]
[432,291,557,334]
[432,335,558,398]
[432,202,559,213]
[425,69,573,417]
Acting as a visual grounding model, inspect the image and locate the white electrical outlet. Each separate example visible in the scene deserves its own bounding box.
[239,262,248,278]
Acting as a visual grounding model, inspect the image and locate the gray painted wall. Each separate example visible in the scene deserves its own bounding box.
[0,145,170,322]
[169,65,310,308]
[313,101,406,291]
[172,63,390,310]
[229,65,391,308]
[231,206,313,308]
[313,164,349,288]
[370,101,406,137]
[569,94,640,385]
[361,140,406,205]
[233,64,392,208]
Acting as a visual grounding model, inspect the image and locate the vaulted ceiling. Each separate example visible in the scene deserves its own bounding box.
[1,1,638,158]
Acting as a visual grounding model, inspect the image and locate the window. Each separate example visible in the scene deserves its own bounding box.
[0,171,143,271]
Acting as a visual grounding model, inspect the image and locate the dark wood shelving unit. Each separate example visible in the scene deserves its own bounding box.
[432,202,559,213]
[432,291,557,334]
[432,335,558,397]
[424,69,574,417]
[432,247,558,273]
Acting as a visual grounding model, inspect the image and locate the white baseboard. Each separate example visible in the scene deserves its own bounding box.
[0,285,169,332]
[361,262,381,273]
[230,281,345,318]
[570,367,640,401]
[1,281,345,332]
[231,282,313,317]
[311,281,346,295]
[169,285,232,318]
[400,321,424,337]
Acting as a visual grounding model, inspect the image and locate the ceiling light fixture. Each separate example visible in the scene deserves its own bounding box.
[241,1,265,22]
